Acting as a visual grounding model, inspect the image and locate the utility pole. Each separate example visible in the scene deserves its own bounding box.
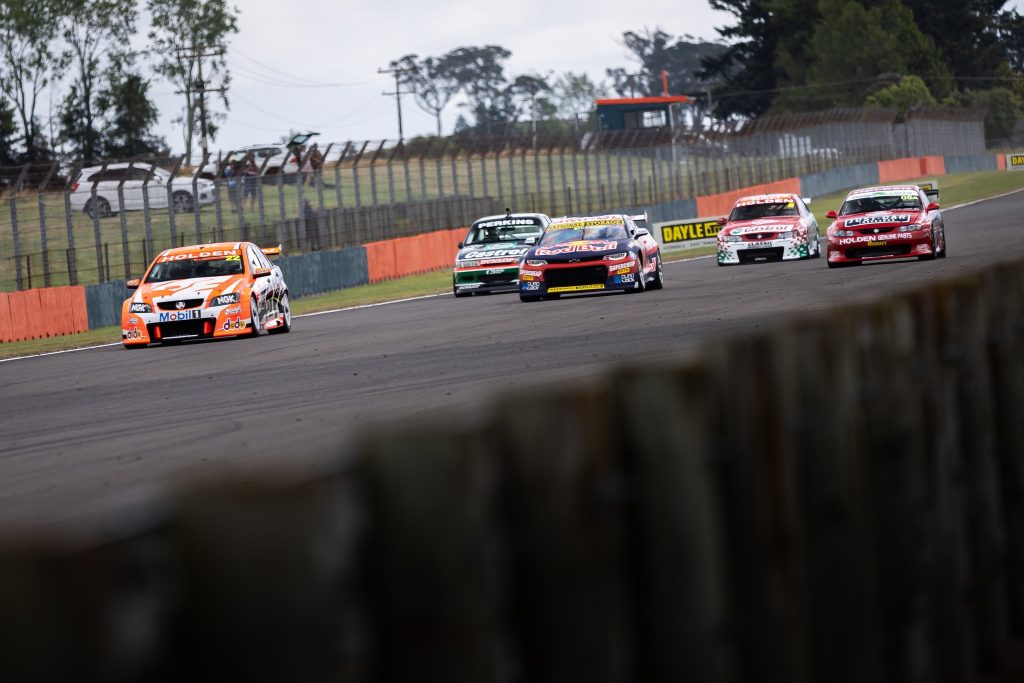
[379,64,413,141]
[176,45,226,162]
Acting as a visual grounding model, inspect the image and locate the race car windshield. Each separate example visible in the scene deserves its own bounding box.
[465,222,542,244]
[839,194,921,216]
[539,224,628,245]
[729,202,799,221]
[146,256,244,282]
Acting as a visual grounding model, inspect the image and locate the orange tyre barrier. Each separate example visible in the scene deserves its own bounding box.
[366,228,469,282]
[920,156,946,177]
[0,286,89,342]
[0,293,12,343]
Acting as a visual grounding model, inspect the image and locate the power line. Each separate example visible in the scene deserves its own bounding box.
[229,47,380,88]
[378,64,414,141]
[175,45,228,162]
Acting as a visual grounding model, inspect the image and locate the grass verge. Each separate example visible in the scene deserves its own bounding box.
[3,168,1023,360]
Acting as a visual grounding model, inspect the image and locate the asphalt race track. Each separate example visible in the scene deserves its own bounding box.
[2,191,1023,542]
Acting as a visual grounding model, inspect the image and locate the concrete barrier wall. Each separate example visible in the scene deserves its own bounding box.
[944,154,999,175]
[799,163,880,198]
[276,247,369,298]
[85,280,128,330]
[3,257,1022,680]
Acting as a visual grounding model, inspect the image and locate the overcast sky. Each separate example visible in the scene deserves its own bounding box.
[142,0,1024,156]
[143,0,733,155]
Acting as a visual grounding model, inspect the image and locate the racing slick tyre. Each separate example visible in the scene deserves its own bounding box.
[268,293,291,334]
[649,255,665,290]
[811,234,822,258]
[937,232,947,259]
[453,289,472,298]
[520,294,541,302]
[918,229,938,261]
[85,197,111,219]
[172,191,195,214]
[626,252,647,293]
[248,296,263,337]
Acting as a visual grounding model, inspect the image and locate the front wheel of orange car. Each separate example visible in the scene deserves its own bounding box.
[268,293,291,334]
[248,296,263,337]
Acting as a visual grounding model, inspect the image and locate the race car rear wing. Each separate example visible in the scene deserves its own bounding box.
[261,244,283,258]
[924,188,940,199]
[630,211,650,224]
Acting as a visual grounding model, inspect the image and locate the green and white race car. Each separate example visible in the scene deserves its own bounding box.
[452,211,551,297]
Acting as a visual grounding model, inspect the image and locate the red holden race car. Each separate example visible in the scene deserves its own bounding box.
[518,214,663,302]
[825,185,946,268]
[715,193,821,265]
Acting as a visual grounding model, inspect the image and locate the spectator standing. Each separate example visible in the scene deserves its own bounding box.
[243,153,260,209]
[224,159,242,212]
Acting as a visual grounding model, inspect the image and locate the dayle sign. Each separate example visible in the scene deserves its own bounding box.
[654,217,723,250]
[1007,153,1024,172]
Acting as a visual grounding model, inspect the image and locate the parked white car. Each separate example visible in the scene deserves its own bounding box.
[198,144,297,179]
[70,162,215,218]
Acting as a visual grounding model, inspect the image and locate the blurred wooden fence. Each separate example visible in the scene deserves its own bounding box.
[2,256,1023,682]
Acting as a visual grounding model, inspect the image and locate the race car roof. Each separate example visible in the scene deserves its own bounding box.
[733,193,799,207]
[472,212,549,224]
[547,215,629,230]
[845,185,922,198]
[158,242,248,259]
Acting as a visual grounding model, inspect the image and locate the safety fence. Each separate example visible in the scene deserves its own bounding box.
[0,107,991,292]
[2,250,1022,682]
[0,153,1008,343]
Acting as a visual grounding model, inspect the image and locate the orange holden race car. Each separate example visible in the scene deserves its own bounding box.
[121,241,291,348]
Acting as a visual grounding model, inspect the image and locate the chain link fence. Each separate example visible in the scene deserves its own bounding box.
[0,107,990,291]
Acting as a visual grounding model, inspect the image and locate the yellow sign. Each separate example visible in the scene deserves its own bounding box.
[1008,153,1024,172]
[548,284,605,293]
[657,218,722,247]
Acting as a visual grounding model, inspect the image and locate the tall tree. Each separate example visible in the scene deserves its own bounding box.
[699,0,779,118]
[606,68,646,98]
[440,45,511,136]
[0,0,61,160]
[389,54,460,137]
[57,0,136,160]
[618,28,727,97]
[0,96,15,164]
[553,71,606,129]
[97,62,166,157]
[147,0,239,158]
[901,0,1023,88]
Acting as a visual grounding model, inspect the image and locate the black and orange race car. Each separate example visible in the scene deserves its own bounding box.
[517,214,663,302]
[121,241,290,348]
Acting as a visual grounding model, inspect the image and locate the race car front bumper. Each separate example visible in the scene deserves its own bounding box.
[518,256,642,298]
[827,230,934,265]
[122,300,256,346]
[453,265,520,294]
[717,236,811,265]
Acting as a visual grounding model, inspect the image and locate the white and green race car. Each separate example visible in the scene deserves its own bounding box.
[452,211,551,297]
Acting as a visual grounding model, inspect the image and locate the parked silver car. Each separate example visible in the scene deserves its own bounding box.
[70,162,215,218]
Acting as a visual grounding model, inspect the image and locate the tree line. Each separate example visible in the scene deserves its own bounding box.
[3,0,1023,166]
[702,0,1024,140]
[0,0,237,165]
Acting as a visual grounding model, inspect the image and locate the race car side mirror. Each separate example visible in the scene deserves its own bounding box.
[826,210,838,219]
[715,216,728,225]
[635,227,650,237]
[126,278,140,289]
[253,267,272,278]
[926,202,940,211]
[457,241,464,248]
[525,237,537,245]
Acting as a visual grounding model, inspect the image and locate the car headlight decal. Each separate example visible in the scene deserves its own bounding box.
[525,259,547,266]
[211,292,240,307]
[603,252,627,261]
